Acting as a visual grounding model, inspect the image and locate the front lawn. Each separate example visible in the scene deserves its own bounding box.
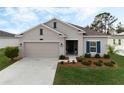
[54,54,124,85]
[0,48,16,71]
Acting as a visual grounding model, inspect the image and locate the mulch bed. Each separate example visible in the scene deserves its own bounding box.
[84,58,112,63]
[59,62,117,68]
[59,57,117,68]
[59,62,84,67]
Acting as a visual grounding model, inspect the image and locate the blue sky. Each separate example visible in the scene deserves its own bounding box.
[0,7,124,34]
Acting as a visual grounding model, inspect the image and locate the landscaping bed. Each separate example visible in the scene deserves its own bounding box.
[58,54,117,68]
[58,60,117,68]
[54,54,124,85]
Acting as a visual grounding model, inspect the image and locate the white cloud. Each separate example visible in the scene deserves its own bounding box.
[30,7,101,24]
[0,19,8,25]
[75,7,101,21]
[3,7,100,23]
[1,7,40,34]
[4,8,39,22]
[0,7,101,34]
[34,7,100,22]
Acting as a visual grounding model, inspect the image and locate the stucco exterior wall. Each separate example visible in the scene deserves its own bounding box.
[78,34,84,55]
[20,25,60,42]
[45,19,84,56]
[19,24,65,57]
[83,37,108,56]
[45,19,81,40]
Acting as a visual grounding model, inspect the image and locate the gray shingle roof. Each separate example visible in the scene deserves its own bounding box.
[0,30,15,37]
[69,23,108,36]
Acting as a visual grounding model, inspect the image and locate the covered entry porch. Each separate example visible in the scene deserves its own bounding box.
[66,40,78,55]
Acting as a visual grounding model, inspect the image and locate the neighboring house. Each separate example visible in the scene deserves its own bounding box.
[108,32,124,56]
[108,32,124,46]
[17,18,109,58]
[0,30,19,48]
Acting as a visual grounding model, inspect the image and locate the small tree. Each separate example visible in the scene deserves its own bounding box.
[5,46,19,60]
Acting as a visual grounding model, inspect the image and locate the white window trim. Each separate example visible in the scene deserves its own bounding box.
[89,41,97,53]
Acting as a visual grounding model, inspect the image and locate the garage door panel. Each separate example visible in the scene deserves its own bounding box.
[24,42,59,57]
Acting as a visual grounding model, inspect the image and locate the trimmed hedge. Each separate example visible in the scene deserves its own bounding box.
[84,53,91,58]
[81,60,92,66]
[104,62,113,67]
[103,54,110,58]
[94,61,103,66]
[60,61,64,64]
[76,56,84,62]
[95,54,101,58]
[59,55,69,60]
[111,60,116,64]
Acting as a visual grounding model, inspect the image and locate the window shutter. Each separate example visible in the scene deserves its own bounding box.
[97,41,101,53]
[86,41,90,53]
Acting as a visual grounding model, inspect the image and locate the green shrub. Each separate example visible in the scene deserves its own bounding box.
[103,54,110,58]
[104,62,113,67]
[4,46,19,60]
[59,55,68,60]
[111,60,116,64]
[81,60,92,66]
[84,53,91,58]
[60,61,64,64]
[76,56,84,62]
[94,61,103,66]
[95,53,101,58]
[67,60,70,64]
[72,60,76,64]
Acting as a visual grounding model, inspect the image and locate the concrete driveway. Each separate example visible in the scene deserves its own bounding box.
[0,57,58,85]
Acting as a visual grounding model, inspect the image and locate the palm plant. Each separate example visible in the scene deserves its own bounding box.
[108,45,119,54]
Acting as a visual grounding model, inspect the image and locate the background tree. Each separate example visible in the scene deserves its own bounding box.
[90,12,118,34]
[116,22,124,33]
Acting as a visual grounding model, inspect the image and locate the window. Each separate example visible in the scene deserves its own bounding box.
[40,29,43,35]
[53,22,57,28]
[113,39,115,45]
[90,41,97,52]
[118,39,121,45]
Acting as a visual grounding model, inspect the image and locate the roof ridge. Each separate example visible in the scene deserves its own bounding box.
[0,30,15,37]
[69,23,108,36]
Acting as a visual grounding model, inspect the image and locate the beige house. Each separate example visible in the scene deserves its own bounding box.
[18,18,109,58]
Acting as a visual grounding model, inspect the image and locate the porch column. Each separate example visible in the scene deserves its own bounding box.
[59,37,65,55]
[78,34,83,56]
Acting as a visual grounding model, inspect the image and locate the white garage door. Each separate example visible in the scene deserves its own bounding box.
[24,42,59,57]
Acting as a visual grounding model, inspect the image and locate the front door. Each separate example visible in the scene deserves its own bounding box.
[66,40,78,55]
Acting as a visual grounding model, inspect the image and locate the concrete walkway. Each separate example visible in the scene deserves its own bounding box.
[0,57,58,85]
